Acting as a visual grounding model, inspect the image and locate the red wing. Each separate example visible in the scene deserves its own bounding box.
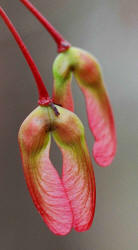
[61,144,96,232]
[53,107,96,232]
[18,108,73,235]
[73,48,117,167]
[80,85,116,167]
[52,56,74,111]
[53,77,74,111]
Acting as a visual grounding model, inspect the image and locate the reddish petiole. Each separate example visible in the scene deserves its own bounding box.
[20,0,71,53]
[0,7,59,115]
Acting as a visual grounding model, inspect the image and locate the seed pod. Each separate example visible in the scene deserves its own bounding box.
[18,105,96,235]
[53,47,116,167]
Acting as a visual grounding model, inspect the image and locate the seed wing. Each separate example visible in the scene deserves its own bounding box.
[18,107,72,235]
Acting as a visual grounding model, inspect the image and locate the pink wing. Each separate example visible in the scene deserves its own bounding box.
[53,107,96,232]
[53,77,74,111]
[73,49,117,167]
[80,85,116,167]
[52,57,74,111]
[61,145,96,232]
[18,108,72,235]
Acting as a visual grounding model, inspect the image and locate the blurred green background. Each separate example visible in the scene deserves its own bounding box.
[0,0,138,249]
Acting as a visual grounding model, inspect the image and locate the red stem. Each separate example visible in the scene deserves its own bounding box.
[20,0,71,53]
[0,7,51,105]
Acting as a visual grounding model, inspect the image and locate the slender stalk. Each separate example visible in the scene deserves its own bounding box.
[0,7,51,105]
[20,0,71,53]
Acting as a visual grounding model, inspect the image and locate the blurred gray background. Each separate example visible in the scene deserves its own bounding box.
[0,0,138,249]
